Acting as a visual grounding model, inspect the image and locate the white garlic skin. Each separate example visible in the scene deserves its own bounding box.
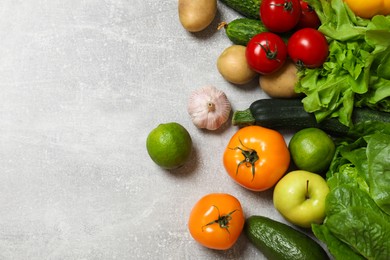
[187,85,232,130]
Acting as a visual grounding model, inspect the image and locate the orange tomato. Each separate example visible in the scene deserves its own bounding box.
[188,193,245,250]
[344,0,390,19]
[382,1,390,15]
[223,126,290,191]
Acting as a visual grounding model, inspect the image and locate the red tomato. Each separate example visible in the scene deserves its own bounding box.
[188,193,245,250]
[223,126,290,191]
[287,28,329,68]
[245,32,287,75]
[296,1,321,29]
[260,0,302,33]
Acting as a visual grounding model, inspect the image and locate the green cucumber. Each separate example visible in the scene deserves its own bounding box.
[232,98,390,136]
[218,18,268,46]
[245,215,329,260]
[219,0,261,19]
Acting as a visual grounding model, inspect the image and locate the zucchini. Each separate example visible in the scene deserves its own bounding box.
[218,18,268,46]
[232,99,390,136]
[219,0,261,19]
[245,215,329,260]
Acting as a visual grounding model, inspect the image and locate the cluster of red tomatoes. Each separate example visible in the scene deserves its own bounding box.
[246,0,329,75]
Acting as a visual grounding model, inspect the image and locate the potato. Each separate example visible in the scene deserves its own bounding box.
[178,0,217,32]
[259,60,300,98]
[217,45,257,85]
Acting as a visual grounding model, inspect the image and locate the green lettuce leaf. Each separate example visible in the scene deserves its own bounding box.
[297,0,390,126]
[306,0,368,41]
[326,185,390,222]
[366,133,390,214]
[312,224,364,260]
[326,208,390,260]
[313,122,390,259]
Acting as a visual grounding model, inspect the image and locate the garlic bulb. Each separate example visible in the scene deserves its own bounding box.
[187,85,232,130]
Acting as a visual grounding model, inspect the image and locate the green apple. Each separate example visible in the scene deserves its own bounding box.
[273,170,329,228]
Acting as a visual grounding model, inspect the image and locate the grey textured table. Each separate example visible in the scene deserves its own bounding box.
[0,1,322,259]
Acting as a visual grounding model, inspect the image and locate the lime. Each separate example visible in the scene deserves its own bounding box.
[289,128,335,174]
[146,122,192,169]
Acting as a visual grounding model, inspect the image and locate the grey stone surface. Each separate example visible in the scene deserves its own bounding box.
[0,1,316,259]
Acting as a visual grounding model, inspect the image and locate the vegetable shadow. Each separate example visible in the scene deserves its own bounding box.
[206,234,251,258]
[244,185,275,202]
[165,145,200,177]
[185,9,223,40]
[229,75,260,91]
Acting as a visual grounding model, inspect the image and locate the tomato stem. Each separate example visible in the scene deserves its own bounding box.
[295,59,305,70]
[258,40,281,62]
[270,0,295,13]
[202,205,238,233]
[307,4,315,13]
[231,139,259,180]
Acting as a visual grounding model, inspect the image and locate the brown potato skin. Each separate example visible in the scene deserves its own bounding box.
[178,0,217,32]
[217,45,257,85]
[259,60,300,98]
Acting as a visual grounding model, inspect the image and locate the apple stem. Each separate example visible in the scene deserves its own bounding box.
[305,180,310,199]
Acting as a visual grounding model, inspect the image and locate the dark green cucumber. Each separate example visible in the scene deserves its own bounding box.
[218,18,268,46]
[232,99,390,136]
[245,216,329,260]
[219,0,261,19]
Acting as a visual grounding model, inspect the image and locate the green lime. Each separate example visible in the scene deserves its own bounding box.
[146,122,192,169]
[289,128,335,174]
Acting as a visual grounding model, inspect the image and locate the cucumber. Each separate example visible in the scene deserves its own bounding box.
[219,0,261,19]
[218,18,268,46]
[218,18,290,46]
[245,215,329,260]
[232,98,390,136]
